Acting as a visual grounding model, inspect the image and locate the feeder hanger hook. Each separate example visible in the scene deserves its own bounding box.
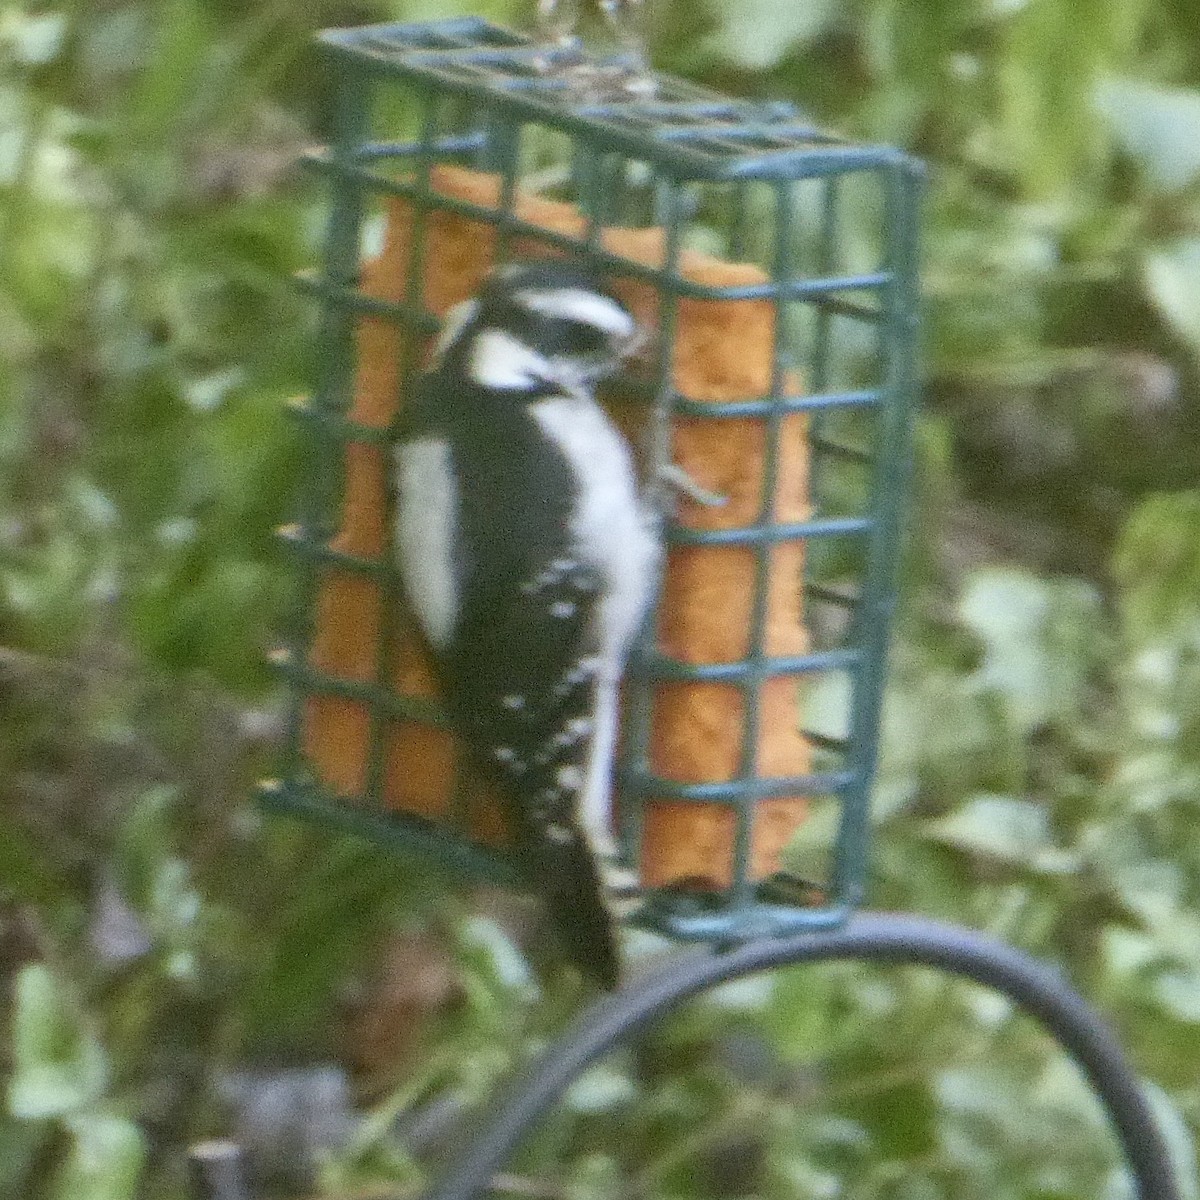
[536,0,652,83]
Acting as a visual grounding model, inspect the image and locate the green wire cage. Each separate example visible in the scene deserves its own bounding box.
[261,15,922,945]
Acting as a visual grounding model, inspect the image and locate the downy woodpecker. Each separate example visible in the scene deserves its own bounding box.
[393,261,660,989]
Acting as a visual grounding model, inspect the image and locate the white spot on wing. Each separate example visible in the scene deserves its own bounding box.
[556,764,584,790]
[395,437,459,648]
[550,600,576,618]
[469,329,549,390]
[520,558,590,596]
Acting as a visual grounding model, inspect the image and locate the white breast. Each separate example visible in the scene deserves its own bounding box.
[531,394,660,858]
[530,395,659,668]
[394,436,459,648]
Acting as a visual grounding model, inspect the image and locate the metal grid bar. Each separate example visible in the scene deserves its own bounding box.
[259,778,518,886]
[271,649,446,724]
[640,647,861,680]
[282,66,372,781]
[623,772,859,804]
[619,170,686,877]
[288,387,886,435]
[667,516,872,544]
[302,155,896,300]
[828,157,923,910]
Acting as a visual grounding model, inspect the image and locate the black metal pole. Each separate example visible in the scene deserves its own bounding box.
[188,1140,251,1200]
[422,912,1181,1200]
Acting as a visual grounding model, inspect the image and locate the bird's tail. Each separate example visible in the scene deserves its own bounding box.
[508,806,620,990]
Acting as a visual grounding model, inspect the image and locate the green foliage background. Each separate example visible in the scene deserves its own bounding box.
[4,0,1200,1196]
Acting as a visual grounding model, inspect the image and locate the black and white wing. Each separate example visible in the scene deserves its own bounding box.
[444,558,620,991]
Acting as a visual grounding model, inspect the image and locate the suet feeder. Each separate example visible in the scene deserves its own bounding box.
[262,15,922,944]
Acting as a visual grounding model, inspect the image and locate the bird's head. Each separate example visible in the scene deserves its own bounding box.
[432,260,642,392]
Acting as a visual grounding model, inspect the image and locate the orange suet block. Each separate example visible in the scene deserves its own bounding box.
[301,164,812,886]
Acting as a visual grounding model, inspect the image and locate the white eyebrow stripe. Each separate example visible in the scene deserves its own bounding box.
[515,288,635,337]
[468,329,549,389]
[432,298,479,359]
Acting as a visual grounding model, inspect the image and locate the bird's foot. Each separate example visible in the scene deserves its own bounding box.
[658,462,728,508]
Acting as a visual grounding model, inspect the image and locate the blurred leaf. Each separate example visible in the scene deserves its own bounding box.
[458,915,536,998]
[925,794,1060,867]
[958,568,1101,732]
[0,11,68,65]
[319,1131,425,1198]
[1113,491,1200,638]
[126,0,215,143]
[52,1113,146,1200]
[1102,925,1158,979]
[113,785,182,915]
[1105,855,1186,927]
[701,0,839,70]
[0,819,69,907]
[8,965,107,1120]
[837,1053,937,1159]
[564,1063,637,1114]
[565,1153,623,1200]
[1097,79,1200,192]
[1155,965,1200,1022]
[1143,238,1200,357]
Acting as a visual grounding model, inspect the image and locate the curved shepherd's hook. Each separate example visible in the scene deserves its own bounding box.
[423,912,1182,1200]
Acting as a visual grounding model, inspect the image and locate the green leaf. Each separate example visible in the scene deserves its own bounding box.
[701,0,839,70]
[52,1114,146,1200]
[1106,857,1185,928]
[565,1153,622,1200]
[126,0,215,145]
[1114,491,1200,638]
[925,794,1064,868]
[564,1063,637,1114]
[0,12,68,64]
[1155,966,1200,1022]
[458,915,536,997]
[1143,239,1200,358]
[1102,925,1158,979]
[8,965,107,1120]
[958,568,1101,733]
[838,1053,937,1158]
[1096,79,1200,193]
[109,786,207,975]
[0,818,68,907]
[113,785,180,914]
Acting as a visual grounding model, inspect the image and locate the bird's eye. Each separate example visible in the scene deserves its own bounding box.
[560,322,610,357]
